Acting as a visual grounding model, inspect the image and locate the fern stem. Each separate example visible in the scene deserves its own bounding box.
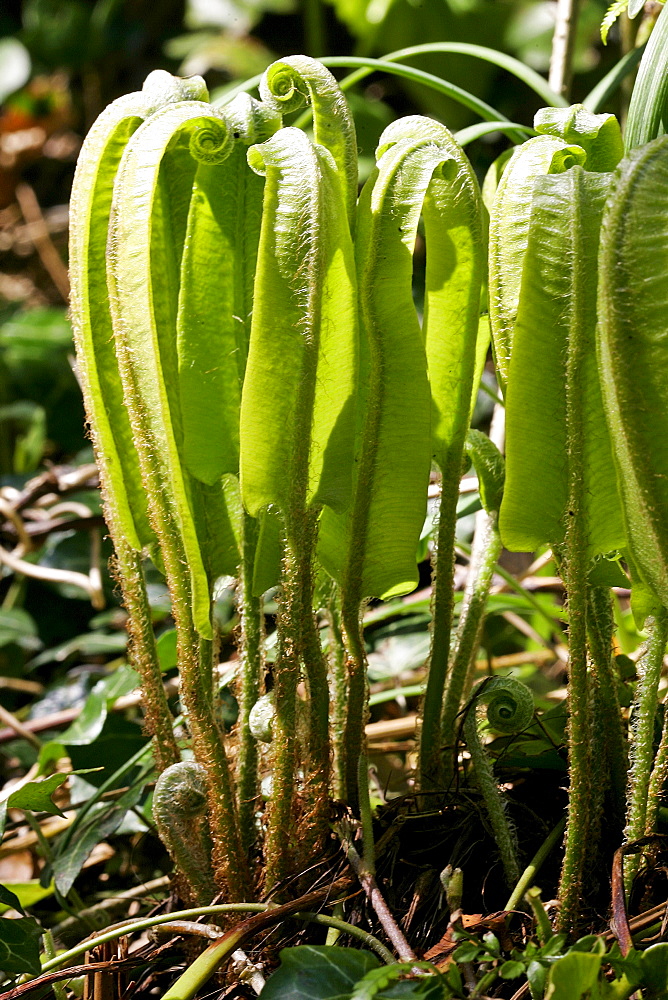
[264,531,300,891]
[112,537,179,775]
[186,630,252,900]
[419,457,460,792]
[646,671,668,836]
[140,470,251,899]
[555,473,591,936]
[441,508,503,784]
[556,213,595,933]
[624,609,668,893]
[340,599,369,813]
[327,586,348,800]
[463,678,532,888]
[296,509,331,861]
[236,513,264,855]
[587,586,628,831]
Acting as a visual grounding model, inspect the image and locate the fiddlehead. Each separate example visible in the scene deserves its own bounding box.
[260,56,358,223]
[463,677,534,888]
[153,762,216,906]
[260,60,311,113]
[188,117,234,164]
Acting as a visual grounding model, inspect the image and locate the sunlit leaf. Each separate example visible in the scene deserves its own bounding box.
[598,135,668,603]
[500,167,625,556]
[260,945,380,1000]
[0,916,42,977]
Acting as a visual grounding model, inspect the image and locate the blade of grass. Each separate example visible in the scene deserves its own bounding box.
[582,43,646,113]
[331,42,567,109]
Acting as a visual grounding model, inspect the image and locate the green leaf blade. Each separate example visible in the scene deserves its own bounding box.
[109,102,237,636]
[260,945,381,1000]
[176,95,277,486]
[322,120,451,601]
[240,127,358,520]
[488,134,587,390]
[598,135,668,603]
[625,1,668,149]
[69,93,153,552]
[500,168,625,556]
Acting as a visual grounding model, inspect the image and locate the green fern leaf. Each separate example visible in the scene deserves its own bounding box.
[601,0,629,44]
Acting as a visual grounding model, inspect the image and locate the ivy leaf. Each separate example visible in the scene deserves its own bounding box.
[0,915,43,976]
[544,952,602,999]
[0,880,54,916]
[0,884,24,915]
[642,943,668,992]
[350,963,444,999]
[51,782,142,896]
[259,945,381,1000]
[0,772,69,839]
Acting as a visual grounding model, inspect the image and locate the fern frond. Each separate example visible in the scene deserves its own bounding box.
[601,0,628,44]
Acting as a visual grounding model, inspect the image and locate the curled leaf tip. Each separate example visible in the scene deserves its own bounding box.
[535,104,623,171]
[261,58,312,114]
[376,114,456,156]
[225,92,282,145]
[472,676,534,734]
[188,115,233,164]
[142,69,209,115]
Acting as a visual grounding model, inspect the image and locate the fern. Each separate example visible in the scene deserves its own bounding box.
[601,0,661,44]
[601,0,628,44]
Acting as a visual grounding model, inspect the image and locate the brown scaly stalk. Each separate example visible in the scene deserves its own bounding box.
[236,515,265,855]
[110,538,180,775]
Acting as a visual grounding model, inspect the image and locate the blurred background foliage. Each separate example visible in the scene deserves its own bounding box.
[0,0,646,925]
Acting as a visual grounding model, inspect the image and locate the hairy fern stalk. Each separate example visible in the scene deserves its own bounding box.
[71,51,668,944]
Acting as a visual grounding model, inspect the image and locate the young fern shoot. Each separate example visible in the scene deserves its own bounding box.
[107,101,263,900]
[463,676,534,888]
[493,106,626,932]
[241,123,358,887]
[69,72,217,776]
